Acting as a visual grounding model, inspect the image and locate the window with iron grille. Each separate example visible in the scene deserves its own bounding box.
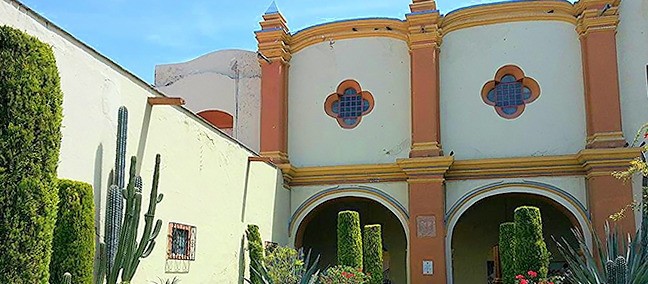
[481,65,540,119]
[167,222,196,260]
[325,79,374,129]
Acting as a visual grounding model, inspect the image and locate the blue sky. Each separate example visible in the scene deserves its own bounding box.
[19,0,573,83]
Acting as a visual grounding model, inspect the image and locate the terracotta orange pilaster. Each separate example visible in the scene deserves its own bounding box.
[255,7,291,165]
[398,156,453,284]
[578,148,639,241]
[406,0,443,157]
[576,0,625,148]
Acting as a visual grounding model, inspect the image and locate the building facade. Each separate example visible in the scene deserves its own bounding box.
[2,0,648,283]
[160,0,648,283]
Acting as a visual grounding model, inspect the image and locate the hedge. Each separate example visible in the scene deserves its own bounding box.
[337,211,363,269]
[0,25,63,283]
[246,224,264,284]
[363,224,383,284]
[49,180,96,284]
[514,206,550,278]
[499,222,516,284]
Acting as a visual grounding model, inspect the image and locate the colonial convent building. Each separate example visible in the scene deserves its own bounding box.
[2,0,648,283]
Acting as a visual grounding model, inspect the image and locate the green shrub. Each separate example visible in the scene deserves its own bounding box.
[514,206,550,278]
[319,265,368,284]
[337,211,363,269]
[49,179,96,284]
[363,225,383,284]
[264,246,303,284]
[0,25,63,283]
[246,224,264,284]
[499,222,516,284]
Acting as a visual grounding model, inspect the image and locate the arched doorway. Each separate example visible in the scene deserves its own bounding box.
[295,197,408,284]
[450,193,581,284]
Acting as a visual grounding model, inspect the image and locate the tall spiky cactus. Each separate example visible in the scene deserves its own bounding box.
[105,106,128,271]
[104,154,164,284]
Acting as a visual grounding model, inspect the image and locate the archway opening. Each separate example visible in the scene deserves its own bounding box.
[451,193,580,283]
[295,197,407,284]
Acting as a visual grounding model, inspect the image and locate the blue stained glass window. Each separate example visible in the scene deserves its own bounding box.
[494,75,524,108]
[338,88,366,120]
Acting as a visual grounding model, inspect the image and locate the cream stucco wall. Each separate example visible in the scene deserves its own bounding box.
[617,0,648,142]
[155,50,261,152]
[440,21,587,160]
[0,1,288,283]
[288,37,411,167]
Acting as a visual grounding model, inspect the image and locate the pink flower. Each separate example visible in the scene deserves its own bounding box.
[516,275,525,280]
[520,279,529,284]
[527,271,538,278]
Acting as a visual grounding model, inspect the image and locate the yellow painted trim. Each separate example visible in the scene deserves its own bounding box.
[290,18,409,54]
[290,163,405,187]
[575,7,620,36]
[440,0,576,36]
[447,155,583,180]
[411,142,442,151]
[280,148,641,186]
[586,131,625,145]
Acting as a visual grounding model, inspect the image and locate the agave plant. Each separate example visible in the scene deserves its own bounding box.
[151,276,180,284]
[245,248,320,284]
[554,222,648,284]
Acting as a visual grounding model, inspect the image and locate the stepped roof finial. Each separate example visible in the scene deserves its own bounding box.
[265,1,279,15]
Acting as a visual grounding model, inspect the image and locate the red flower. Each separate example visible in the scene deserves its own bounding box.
[527,271,538,278]
[516,275,525,280]
[520,279,529,284]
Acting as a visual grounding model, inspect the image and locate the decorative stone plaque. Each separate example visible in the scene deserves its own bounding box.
[416,215,436,238]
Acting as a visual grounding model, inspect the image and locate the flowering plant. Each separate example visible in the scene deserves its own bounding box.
[515,271,564,284]
[318,265,369,284]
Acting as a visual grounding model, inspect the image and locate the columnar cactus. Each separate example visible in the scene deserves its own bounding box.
[105,155,164,284]
[606,256,628,284]
[105,106,128,271]
[617,256,627,284]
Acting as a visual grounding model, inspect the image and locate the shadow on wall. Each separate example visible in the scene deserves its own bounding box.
[271,170,289,244]
[93,143,103,278]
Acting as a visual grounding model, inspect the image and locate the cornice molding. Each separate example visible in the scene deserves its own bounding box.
[406,9,442,49]
[575,5,620,36]
[278,148,641,187]
[256,12,292,63]
[440,1,576,36]
[290,18,409,54]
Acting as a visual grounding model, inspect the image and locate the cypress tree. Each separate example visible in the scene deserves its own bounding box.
[363,224,383,284]
[337,211,363,269]
[246,224,264,284]
[499,222,516,284]
[0,25,63,283]
[514,206,550,278]
[49,180,96,284]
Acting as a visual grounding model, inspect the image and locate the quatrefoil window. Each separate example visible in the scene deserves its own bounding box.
[325,80,374,129]
[481,65,540,119]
